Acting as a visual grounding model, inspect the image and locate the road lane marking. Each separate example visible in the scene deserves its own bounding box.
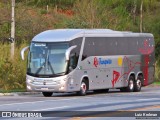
[0,95,159,108]
[0,97,159,107]
[0,98,77,107]
[122,105,160,111]
[137,98,160,101]
[139,98,160,101]
[32,106,69,111]
[67,105,160,119]
[0,97,93,107]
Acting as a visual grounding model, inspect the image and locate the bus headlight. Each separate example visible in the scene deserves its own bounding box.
[59,86,64,90]
[67,77,74,84]
[27,85,32,90]
[26,79,33,83]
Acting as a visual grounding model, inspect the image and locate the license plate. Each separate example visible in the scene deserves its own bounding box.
[41,87,48,90]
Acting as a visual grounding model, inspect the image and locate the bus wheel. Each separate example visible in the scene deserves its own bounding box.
[134,75,142,92]
[42,92,53,97]
[77,81,87,96]
[126,76,135,92]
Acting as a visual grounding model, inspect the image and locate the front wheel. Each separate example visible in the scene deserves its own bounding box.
[77,81,87,96]
[42,92,53,97]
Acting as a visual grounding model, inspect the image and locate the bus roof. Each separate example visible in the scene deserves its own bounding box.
[32,29,153,42]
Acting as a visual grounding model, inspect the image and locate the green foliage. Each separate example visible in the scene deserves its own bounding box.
[155,59,160,81]
[153,81,160,85]
[0,0,160,91]
[40,9,48,14]
[26,0,75,9]
[0,44,28,91]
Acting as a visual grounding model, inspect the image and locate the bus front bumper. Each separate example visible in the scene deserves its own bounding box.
[26,75,78,92]
[26,83,68,92]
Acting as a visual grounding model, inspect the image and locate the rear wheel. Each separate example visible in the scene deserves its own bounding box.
[134,75,142,92]
[126,76,135,92]
[77,80,87,96]
[120,76,135,92]
[42,92,53,97]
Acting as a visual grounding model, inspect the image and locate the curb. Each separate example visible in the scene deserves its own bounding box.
[0,92,41,96]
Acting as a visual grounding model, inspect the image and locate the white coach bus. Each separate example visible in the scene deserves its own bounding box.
[21,29,155,97]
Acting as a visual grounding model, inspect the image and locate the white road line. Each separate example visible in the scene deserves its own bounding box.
[0,98,76,107]
[32,106,69,111]
[0,94,159,108]
[0,97,93,107]
[143,92,160,94]
[137,98,160,101]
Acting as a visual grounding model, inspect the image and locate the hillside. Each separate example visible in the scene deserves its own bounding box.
[0,0,160,90]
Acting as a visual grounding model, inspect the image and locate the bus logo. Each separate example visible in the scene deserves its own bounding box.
[93,57,112,67]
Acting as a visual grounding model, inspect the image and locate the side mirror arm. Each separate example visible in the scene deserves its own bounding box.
[65,45,77,61]
[21,46,29,60]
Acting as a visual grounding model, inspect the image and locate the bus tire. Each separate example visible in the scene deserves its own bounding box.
[42,92,53,97]
[126,76,135,92]
[77,80,87,96]
[134,75,142,92]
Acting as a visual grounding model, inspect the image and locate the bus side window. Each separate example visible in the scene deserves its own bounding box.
[69,53,78,71]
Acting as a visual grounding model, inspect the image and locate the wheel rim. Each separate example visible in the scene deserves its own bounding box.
[129,80,134,90]
[81,82,86,93]
[136,79,141,89]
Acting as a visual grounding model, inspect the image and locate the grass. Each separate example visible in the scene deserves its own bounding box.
[0,89,26,93]
[153,81,160,85]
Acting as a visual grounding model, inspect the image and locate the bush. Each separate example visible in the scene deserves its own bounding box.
[0,43,27,91]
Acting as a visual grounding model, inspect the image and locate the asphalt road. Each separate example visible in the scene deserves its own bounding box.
[0,86,160,120]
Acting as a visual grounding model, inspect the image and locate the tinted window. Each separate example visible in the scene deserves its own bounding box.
[69,37,82,70]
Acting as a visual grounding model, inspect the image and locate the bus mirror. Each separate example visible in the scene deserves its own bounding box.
[21,46,29,60]
[65,45,77,61]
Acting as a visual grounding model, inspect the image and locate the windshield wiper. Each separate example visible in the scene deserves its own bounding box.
[56,72,66,75]
[35,62,45,75]
[45,50,55,75]
[47,59,55,74]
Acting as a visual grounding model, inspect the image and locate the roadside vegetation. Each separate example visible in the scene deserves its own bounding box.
[0,0,160,91]
[153,81,160,85]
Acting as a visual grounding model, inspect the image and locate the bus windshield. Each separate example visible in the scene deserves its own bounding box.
[27,42,69,77]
